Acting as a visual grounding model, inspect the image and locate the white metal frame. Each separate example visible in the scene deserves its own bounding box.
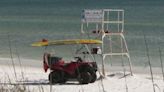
[81,9,133,76]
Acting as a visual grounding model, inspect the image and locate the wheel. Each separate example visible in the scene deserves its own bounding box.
[49,71,60,84]
[90,71,97,83]
[49,71,66,84]
[77,72,91,84]
[84,67,97,83]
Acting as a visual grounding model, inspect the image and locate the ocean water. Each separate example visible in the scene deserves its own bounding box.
[0,0,164,68]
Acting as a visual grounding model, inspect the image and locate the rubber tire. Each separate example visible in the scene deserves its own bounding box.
[78,72,91,84]
[90,71,97,83]
[85,67,97,83]
[48,71,63,84]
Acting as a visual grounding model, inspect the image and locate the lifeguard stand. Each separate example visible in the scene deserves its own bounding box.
[81,9,133,76]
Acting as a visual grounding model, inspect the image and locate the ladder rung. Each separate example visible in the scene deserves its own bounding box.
[103,21,123,24]
[104,53,129,56]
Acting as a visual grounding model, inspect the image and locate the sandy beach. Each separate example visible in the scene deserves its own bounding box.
[0,58,163,92]
[0,0,163,92]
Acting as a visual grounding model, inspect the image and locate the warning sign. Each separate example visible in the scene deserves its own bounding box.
[82,9,103,23]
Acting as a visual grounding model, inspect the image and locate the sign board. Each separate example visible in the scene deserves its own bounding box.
[82,9,103,23]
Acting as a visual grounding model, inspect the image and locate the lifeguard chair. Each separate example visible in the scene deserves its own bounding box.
[81,9,133,76]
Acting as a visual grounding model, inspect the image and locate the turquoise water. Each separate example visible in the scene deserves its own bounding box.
[0,0,164,67]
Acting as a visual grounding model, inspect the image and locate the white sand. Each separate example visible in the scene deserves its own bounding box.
[0,58,164,92]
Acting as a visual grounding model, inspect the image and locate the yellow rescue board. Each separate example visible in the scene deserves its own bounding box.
[31,39,102,47]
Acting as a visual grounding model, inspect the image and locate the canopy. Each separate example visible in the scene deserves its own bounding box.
[31,39,102,47]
